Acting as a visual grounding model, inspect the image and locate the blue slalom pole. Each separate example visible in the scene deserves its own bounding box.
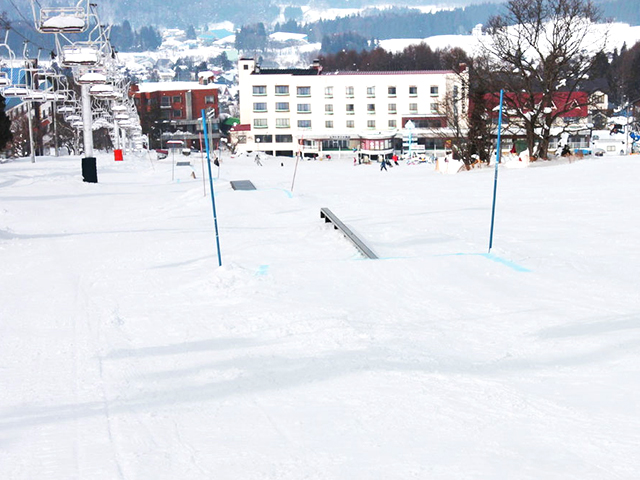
[488,89,504,253]
[202,109,222,266]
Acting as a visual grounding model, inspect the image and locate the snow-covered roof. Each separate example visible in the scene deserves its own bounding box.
[136,81,219,93]
[269,32,308,43]
[214,35,235,45]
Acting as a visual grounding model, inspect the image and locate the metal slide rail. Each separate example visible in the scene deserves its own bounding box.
[320,208,378,259]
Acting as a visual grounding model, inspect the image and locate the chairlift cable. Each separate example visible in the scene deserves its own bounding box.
[1,2,49,52]
[0,18,49,53]
[7,0,38,31]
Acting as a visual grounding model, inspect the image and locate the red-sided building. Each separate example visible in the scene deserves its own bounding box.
[482,91,589,121]
[474,91,593,153]
[131,81,219,149]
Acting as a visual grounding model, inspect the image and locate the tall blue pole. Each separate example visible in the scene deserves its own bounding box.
[488,89,504,253]
[202,109,222,266]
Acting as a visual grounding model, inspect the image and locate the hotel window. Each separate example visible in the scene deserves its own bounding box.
[161,96,171,107]
[276,118,290,128]
[297,103,311,113]
[172,95,182,103]
[275,102,289,112]
[298,119,312,128]
[430,85,439,96]
[346,86,354,97]
[409,86,418,96]
[367,104,376,114]
[205,95,215,103]
[172,109,182,118]
[430,102,439,114]
[367,120,376,128]
[325,120,334,128]
[253,85,267,95]
[367,86,375,97]
[276,134,293,143]
[254,118,267,128]
[253,102,267,112]
[275,85,289,95]
[388,86,396,97]
[388,103,397,113]
[297,86,311,96]
[256,134,272,143]
[325,86,333,98]
[346,104,355,114]
[409,103,418,113]
[346,120,355,128]
[325,104,333,115]
[388,119,397,128]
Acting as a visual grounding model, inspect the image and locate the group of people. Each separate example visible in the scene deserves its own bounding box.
[379,154,399,171]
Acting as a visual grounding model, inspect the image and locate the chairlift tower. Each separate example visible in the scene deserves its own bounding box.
[30,0,142,176]
[31,0,102,179]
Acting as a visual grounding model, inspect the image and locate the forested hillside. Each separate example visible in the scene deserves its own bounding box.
[0,0,639,54]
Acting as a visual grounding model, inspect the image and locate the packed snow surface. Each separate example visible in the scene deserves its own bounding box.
[1,152,639,478]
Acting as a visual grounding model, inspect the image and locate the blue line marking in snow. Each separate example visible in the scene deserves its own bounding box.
[438,252,531,272]
[257,265,269,276]
[481,253,531,272]
[261,188,292,198]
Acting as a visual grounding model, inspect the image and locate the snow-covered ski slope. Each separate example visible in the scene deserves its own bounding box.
[1,152,639,478]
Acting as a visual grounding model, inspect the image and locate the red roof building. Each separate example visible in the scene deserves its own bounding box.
[131,82,219,149]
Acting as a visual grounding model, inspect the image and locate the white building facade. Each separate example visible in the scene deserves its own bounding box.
[236,58,468,160]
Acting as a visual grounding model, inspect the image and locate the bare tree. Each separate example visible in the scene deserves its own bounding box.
[482,0,607,159]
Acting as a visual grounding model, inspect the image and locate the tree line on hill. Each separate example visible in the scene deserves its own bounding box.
[278,5,504,43]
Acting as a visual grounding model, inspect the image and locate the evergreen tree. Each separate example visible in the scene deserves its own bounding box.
[235,23,268,51]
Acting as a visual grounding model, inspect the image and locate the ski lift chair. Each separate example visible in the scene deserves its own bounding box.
[38,7,88,33]
[2,86,30,97]
[58,104,78,115]
[0,32,18,89]
[34,0,90,34]
[60,42,102,67]
[23,89,47,102]
[0,72,11,87]
[77,71,107,85]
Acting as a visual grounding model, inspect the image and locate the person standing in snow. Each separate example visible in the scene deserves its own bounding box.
[380,156,388,171]
[255,154,262,166]
[392,153,399,165]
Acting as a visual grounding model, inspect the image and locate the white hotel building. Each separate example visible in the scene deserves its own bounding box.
[236,57,468,159]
